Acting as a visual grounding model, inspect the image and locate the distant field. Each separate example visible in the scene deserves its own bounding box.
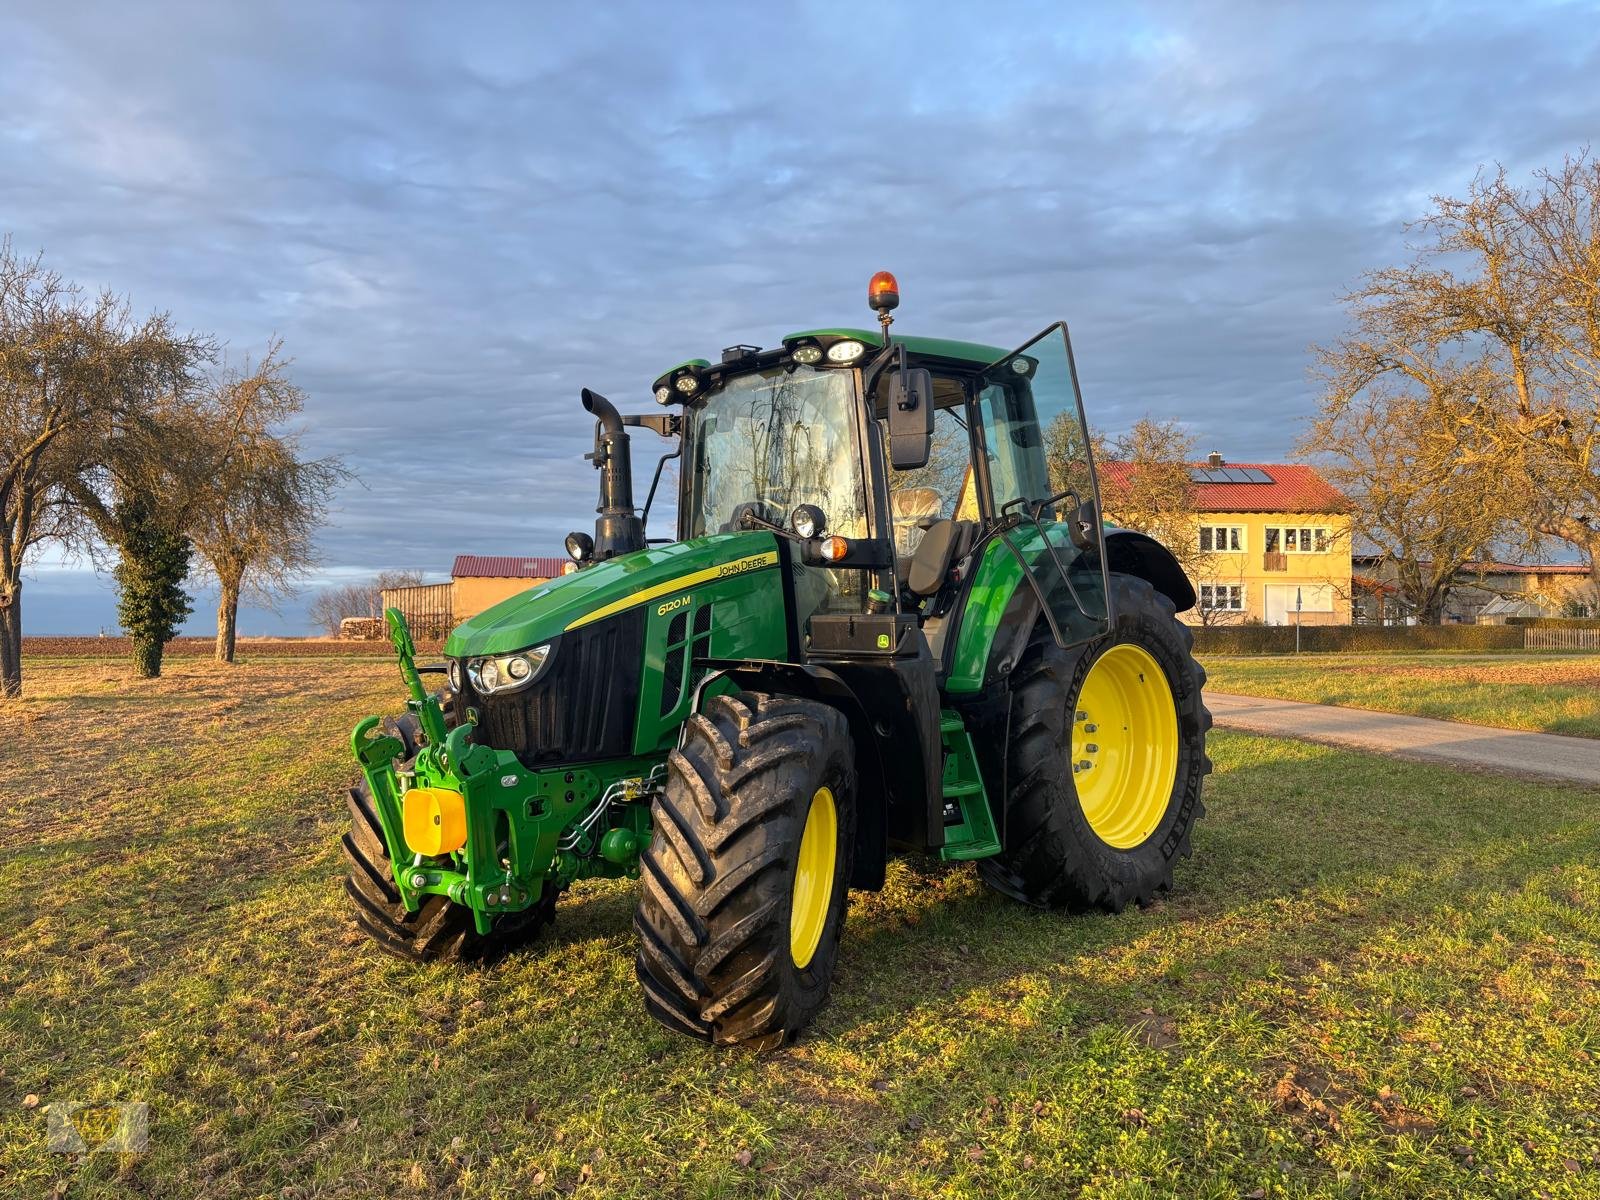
[20,635,438,658]
[2,654,1597,1198]
[1201,652,1600,739]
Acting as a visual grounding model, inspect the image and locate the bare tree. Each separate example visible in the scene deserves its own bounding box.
[1337,154,1600,582]
[0,239,205,693]
[187,344,347,662]
[67,342,216,678]
[1302,364,1518,623]
[309,571,425,636]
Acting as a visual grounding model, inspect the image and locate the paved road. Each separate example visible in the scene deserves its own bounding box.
[1207,691,1600,788]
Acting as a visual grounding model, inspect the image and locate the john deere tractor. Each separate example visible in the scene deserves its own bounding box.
[344,272,1209,1048]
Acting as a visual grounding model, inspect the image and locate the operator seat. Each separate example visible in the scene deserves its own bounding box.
[891,487,943,567]
[906,518,980,600]
[906,519,960,597]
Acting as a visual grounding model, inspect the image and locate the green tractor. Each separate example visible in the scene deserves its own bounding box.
[344,273,1210,1048]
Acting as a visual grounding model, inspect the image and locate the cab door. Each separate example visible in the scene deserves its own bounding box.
[975,323,1112,648]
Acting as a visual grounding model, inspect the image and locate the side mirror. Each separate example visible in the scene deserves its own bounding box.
[886,366,934,470]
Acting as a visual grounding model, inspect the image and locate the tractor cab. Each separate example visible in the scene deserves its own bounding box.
[344,272,1208,1051]
[642,279,1115,669]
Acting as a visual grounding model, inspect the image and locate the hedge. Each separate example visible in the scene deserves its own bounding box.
[1192,624,1524,655]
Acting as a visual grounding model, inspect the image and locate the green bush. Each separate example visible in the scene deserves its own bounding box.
[1193,624,1523,655]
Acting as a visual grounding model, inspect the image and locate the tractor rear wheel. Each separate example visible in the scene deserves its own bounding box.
[978,571,1210,911]
[634,692,856,1048]
[341,727,557,964]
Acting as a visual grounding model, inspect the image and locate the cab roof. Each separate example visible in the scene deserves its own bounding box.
[653,327,1010,387]
[783,328,1010,366]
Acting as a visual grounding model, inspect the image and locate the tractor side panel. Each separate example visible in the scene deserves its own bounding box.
[944,530,1197,693]
[634,562,792,753]
[944,540,1029,694]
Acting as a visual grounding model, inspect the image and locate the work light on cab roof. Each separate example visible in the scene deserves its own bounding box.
[341,271,1212,1056]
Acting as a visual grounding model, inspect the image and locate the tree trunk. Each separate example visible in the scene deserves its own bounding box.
[216,577,240,664]
[0,587,21,699]
[132,635,163,679]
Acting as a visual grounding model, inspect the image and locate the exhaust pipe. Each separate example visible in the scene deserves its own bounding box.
[581,389,646,560]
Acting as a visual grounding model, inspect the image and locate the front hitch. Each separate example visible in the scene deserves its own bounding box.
[347,608,663,938]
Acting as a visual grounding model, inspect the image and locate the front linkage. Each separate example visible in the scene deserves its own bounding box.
[350,609,659,936]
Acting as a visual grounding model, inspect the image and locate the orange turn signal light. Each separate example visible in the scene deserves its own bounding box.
[868,270,900,312]
[821,536,851,562]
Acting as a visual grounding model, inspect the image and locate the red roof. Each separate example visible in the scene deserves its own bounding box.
[451,555,567,579]
[1099,461,1349,514]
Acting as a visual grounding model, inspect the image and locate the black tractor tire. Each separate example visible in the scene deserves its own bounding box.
[634,692,857,1049]
[978,571,1211,911]
[342,765,556,964]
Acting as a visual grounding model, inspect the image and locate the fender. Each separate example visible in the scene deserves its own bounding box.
[1103,527,1195,612]
[706,661,892,892]
[944,526,1195,692]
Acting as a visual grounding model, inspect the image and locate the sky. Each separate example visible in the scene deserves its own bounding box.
[4,1,1598,635]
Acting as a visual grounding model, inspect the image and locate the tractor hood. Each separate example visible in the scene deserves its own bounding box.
[443,531,782,658]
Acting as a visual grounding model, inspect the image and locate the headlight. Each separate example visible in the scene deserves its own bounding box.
[791,343,823,364]
[791,503,826,540]
[466,643,552,695]
[654,385,672,404]
[674,373,700,395]
[826,339,865,363]
[565,530,594,562]
[447,659,462,691]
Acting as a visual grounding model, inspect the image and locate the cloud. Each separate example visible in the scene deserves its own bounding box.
[3,1,1597,631]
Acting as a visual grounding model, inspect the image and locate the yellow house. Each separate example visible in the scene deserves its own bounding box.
[377,555,568,641]
[1100,456,1353,626]
[450,555,568,622]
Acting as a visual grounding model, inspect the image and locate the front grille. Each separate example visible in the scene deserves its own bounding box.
[454,608,645,767]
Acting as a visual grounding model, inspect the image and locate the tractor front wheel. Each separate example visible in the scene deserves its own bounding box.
[634,692,856,1048]
[978,571,1210,911]
[341,774,557,964]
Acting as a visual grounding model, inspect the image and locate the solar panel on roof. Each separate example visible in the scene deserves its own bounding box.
[1189,466,1275,484]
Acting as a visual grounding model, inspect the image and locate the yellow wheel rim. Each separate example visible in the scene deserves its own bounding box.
[1072,643,1179,850]
[790,785,838,969]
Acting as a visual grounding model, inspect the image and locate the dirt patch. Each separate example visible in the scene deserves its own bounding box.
[21,636,441,657]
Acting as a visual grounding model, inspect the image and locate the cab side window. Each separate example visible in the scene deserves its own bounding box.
[881,398,979,558]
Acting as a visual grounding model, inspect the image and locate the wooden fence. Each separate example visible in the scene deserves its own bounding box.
[1522,626,1600,650]
[379,583,455,640]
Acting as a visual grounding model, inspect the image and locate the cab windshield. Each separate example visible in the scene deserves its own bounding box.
[684,366,868,539]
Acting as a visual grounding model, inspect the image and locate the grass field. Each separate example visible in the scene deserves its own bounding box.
[2,656,1598,1199]
[1201,652,1600,739]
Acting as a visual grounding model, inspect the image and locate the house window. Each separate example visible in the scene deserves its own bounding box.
[1199,583,1244,611]
[1264,526,1330,554]
[1199,525,1244,552]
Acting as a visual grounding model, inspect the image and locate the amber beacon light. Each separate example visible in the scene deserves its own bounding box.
[867,270,900,312]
